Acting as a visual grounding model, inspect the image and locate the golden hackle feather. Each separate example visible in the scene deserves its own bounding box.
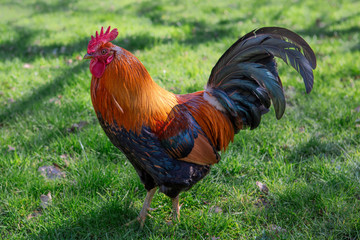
[91,44,178,132]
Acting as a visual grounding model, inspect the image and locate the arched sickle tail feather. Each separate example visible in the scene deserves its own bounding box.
[206,27,316,131]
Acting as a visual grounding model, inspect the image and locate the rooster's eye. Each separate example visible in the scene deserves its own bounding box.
[101,49,107,55]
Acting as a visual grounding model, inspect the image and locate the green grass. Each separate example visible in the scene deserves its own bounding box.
[1,0,360,239]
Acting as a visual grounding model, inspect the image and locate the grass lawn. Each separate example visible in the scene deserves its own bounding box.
[1,0,360,239]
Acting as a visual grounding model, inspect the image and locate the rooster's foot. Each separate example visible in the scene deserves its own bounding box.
[124,188,157,228]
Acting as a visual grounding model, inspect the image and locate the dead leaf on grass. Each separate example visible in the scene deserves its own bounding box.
[281,144,289,150]
[256,181,269,195]
[8,145,15,151]
[48,95,62,105]
[209,206,223,214]
[38,164,66,179]
[27,192,52,220]
[255,197,271,208]
[269,224,287,233]
[27,210,42,220]
[60,46,66,54]
[353,106,360,113]
[40,192,52,209]
[315,18,326,28]
[67,121,89,133]
[23,63,33,69]
[60,154,70,167]
[202,200,210,205]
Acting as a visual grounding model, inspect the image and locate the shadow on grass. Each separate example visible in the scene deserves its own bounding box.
[134,1,245,46]
[0,25,176,63]
[0,63,87,124]
[285,136,343,162]
[0,25,90,62]
[30,201,152,239]
[1,1,244,63]
[297,12,360,38]
[28,0,73,13]
[2,0,72,15]
[264,180,360,239]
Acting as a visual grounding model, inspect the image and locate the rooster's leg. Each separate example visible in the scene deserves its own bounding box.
[171,195,180,222]
[125,187,157,228]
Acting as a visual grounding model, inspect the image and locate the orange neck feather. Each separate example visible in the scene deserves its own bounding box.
[91,48,178,132]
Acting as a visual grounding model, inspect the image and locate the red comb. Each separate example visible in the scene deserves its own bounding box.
[87,26,118,53]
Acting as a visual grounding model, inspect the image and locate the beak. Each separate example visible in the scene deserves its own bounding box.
[83,53,93,60]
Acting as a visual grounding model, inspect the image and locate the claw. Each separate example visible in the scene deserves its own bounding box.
[124,215,147,228]
[123,188,157,228]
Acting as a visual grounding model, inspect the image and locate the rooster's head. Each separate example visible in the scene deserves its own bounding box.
[84,26,118,78]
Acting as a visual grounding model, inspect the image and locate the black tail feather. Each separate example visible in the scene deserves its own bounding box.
[206,27,316,131]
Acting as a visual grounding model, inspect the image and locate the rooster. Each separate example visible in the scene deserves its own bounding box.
[83,26,316,226]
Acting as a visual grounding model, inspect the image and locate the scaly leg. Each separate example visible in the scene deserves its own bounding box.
[125,187,157,228]
[171,195,180,222]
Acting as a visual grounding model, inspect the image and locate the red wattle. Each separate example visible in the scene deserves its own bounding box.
[90,58,105,78]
